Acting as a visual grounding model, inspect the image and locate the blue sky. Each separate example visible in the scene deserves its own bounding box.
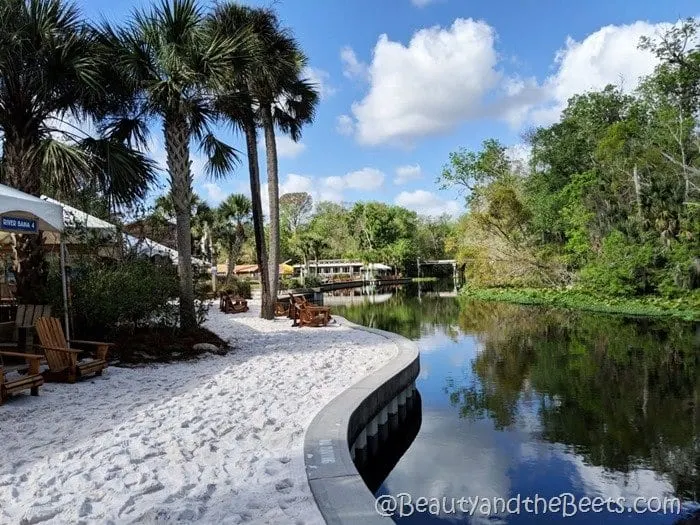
[78,0,699,217]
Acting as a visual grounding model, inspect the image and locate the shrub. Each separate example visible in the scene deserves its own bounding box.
[221,276,252,299]
[303,274,323,287]
[579,231,658,296]
[279,276,301,290]
[45,257,180,337]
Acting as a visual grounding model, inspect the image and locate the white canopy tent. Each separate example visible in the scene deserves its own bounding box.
[39,196,208,267]
[0,184,71,340]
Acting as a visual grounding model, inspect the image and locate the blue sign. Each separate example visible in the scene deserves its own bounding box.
[1,216,38,233]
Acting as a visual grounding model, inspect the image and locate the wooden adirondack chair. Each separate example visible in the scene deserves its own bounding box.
[34,317,112,383]
[289,294,332,328]
[220,293,249,314]
[274,300,290,317]
[0,304,52,349]
[297,304,332,327]
[0,352,44,404]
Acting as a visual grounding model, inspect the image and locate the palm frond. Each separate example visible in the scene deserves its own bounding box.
[199,132,239,179]
[80,137,158,206]
[39,137,91,193]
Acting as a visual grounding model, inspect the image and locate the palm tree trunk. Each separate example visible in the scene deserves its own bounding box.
[261,105,279,319]
[164,115,197,332]
[243,119,271,317]
[2,133,47,303]
[226,242,235,281]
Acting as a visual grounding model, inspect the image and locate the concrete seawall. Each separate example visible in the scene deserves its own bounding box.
[304,318,420,524]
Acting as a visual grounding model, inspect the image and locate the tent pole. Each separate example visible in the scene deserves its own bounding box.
[60,240,71,342]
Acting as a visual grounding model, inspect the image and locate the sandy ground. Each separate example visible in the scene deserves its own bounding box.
[0,302,397,524]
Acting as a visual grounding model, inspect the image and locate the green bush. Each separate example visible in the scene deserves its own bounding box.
[221,276,252,299]
[303,274,323,287]
[45,257,180,336]
[579,231,658,296]
[279,276,302,290]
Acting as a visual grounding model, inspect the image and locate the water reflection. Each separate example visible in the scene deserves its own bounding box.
[334,283,700,524]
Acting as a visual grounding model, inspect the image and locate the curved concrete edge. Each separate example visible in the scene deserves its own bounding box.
[304,317,420,524]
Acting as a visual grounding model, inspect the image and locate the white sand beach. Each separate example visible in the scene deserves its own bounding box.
[0,303,396,524]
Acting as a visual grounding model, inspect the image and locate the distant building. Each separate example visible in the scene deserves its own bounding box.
[292,259,393,280]
[217,262,294,280]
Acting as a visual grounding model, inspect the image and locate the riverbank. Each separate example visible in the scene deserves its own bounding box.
[0,303,397,524]
[461,286,700,321]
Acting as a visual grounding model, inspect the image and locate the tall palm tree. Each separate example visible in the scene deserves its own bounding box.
[103,0,254,330]
[0,0,157,302]
[210,4,318,319]
[209,4,276,318]
[216,193,252,280]
[260,71,318,312]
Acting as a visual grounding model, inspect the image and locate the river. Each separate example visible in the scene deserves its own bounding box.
[331,280,700,524]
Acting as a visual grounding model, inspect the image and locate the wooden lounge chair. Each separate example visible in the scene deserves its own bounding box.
[274,299,290,317]
[289,294,332,328]
[297,303,332,327]
[220,293,249,314]
[34,317,112,383]
[0,352,44,405]
[0,304,52,350]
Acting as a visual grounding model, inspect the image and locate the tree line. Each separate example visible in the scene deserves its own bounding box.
[0,0,317,329]
[440,20,700,302]
[157,190,458,282]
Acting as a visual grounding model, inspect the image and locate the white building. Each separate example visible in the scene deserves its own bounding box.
[292,259,393,280]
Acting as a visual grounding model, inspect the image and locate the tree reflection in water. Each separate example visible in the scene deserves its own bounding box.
[336,284,700,506]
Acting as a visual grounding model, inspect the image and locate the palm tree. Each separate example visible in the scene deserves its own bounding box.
[103,0,254,330]
[260,72,318,310]
[209,4,276,318]
[216,194,252,280]
[210,4,318,319]
[0,0,157,302]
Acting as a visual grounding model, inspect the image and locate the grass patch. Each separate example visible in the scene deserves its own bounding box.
[461,286,700,321]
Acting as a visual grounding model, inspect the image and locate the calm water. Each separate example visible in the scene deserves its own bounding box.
[332,281,700,524]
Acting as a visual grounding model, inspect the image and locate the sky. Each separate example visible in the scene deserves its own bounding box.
[77,0,700,218]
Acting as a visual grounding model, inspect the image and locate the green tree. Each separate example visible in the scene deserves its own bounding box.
[211,4,318,319]
[104,0,253,330]
[216,193,252,279]
[0,0,157,301]
[280,192,313,233]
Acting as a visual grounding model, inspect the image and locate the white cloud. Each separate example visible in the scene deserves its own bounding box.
[335,114,354,136]
[275,135,307,159]
[350,18,500,146]
[302,66,336,100]
[345,18,686,146]
[262,173,344,217]
[281,173,315,194]
[395,190,461,217]
[526,21,670,125]
[202,183,226,205]
[394,164,423,185]
[340,46,369,80]
[324,167,385,192]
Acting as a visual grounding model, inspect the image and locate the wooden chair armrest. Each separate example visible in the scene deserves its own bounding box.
[37,345,81,354]
[0,351,44,361]
[71,340,114,347]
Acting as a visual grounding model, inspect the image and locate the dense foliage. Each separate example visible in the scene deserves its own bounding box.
[45,257,180,337]
[441,20,700,304]
[279,197,457,276]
